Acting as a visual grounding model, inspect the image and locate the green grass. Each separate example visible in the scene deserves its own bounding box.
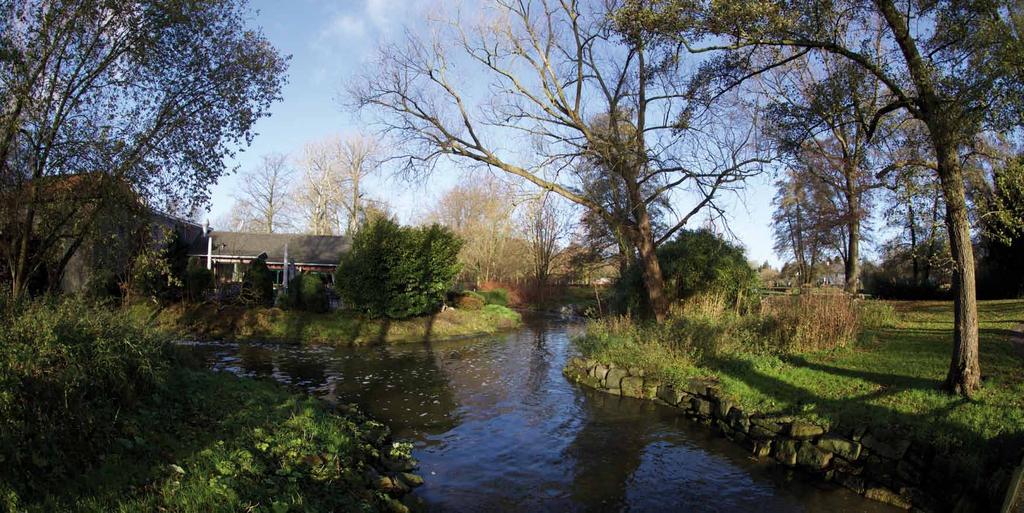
[575,299,1024,470]
[20,367,406,512]
[132,302,522,345]
[1,296,413,513]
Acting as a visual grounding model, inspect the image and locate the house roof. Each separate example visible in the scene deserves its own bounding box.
[188,231,350,266]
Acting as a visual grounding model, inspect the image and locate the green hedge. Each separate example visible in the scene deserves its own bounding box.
[336,218,463,319]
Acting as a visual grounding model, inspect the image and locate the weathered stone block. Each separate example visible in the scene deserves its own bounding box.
[836,473,866,494]
[627,366,644,377]
[728,408,750,433]
[605,368,628,390]
[864,486,911,510]
[621,376,644,398]
[749,425,777,440]
[752,440,772,458]
[750,417,784,435]
[862,432,911,460]
[690,397,713,417]
[797,441,832,470]
[656,384,687,406]
[774,439,798,467]
[641,379,660,400]
[591,364,609,382]
[789,420,825,439]
[714,399,734,420]
[818,436,862,461]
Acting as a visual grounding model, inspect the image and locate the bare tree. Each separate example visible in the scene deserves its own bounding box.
[233,153,295,233]
[521,191,573,287]
[338,134,383,235]
[296,136,344,235]
[427,177,529,285]
[350,0,768,320]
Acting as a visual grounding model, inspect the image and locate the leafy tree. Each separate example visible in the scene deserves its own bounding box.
[242,255,274,307]
[0,0,287,297]
[614,229,756,315]
[625,0,1024,394]
[977,156,1024,298]
[336,218,463,319]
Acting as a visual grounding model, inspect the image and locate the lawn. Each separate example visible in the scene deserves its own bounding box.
[574,299,1024,470]
[132,302,521,345]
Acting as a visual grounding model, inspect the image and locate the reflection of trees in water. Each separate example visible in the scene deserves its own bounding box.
[563,392,654,511]
[522,322,553,397]
[326,345,459,438]
[236,345,275,376]
[275,352,328,390]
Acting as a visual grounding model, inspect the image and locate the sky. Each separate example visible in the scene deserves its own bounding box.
[209,0,785,267]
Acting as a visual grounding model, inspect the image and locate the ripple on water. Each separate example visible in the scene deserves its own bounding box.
[182,319,898,513]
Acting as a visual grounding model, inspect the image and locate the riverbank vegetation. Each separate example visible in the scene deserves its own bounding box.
[575,297,1024,469]
[0,296,418,512]
[133,300,521,345]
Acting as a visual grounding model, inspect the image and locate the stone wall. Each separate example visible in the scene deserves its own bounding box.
[564,357,1018,513]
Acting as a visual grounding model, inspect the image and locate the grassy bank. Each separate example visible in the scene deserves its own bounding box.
[574,298,1024,470]
[0,297,419,512]
[133,302,522,345]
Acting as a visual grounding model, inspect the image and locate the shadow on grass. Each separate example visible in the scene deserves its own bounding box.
[704,352,1024,494]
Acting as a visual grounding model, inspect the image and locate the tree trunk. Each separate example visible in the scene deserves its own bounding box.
[845,218,860,293]
[631,206,669,322]
[935,142,981,396]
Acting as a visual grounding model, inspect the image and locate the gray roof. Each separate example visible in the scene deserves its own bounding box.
[188,231,350,265]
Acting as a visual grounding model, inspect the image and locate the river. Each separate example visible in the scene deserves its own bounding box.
[186,315,896,512]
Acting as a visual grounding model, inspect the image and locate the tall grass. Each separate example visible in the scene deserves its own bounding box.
[0,294,171,500]
[758,293,860,352]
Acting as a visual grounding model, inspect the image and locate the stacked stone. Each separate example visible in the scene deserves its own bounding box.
[564,357,1016,513]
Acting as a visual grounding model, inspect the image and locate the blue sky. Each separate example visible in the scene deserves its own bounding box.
[211,0,784,267]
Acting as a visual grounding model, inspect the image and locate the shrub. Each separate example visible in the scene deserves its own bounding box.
[612,229,757,316]
[242,254,275,307]
[456,291,485,310]
[859,300,898,330]
[336,218,463,319]
[184,265,213,303]
[758,293,859,352]
[479,288,509,306]
[0,295,170,500]
[289,273,329,313]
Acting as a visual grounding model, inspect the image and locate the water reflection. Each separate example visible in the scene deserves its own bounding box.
[186,316,896,513]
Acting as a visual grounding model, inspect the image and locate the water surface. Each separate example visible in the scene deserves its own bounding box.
[187,315,895,512]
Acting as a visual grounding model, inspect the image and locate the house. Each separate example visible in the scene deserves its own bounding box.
[187,223,351,286]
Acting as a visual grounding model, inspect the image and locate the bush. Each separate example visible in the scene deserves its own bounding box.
[336,218,463,319]
[184,265,212,303]
[284,273,329,313]
[241,254,275,307]
[479,288,509,306]
[758,293,859,352]
[612,229,757,316]
[456,291,485,310]
[0,295,170,500]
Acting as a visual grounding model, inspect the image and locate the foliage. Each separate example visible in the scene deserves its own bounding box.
[184,266,213,303]
[478,288,509,307]
[241,255,275,307]
[128,241,182,301]
[138,301,521,346]
[284,273,329,313]
[336,218,463,319]
[0,295,170,500]
[0,0,287,296]
[977,156,1024,299]
[758,293,860,352]
[455,291,485,310]
[0,296,414,512]
[613,229,757,315]
[575,299,1024,475]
